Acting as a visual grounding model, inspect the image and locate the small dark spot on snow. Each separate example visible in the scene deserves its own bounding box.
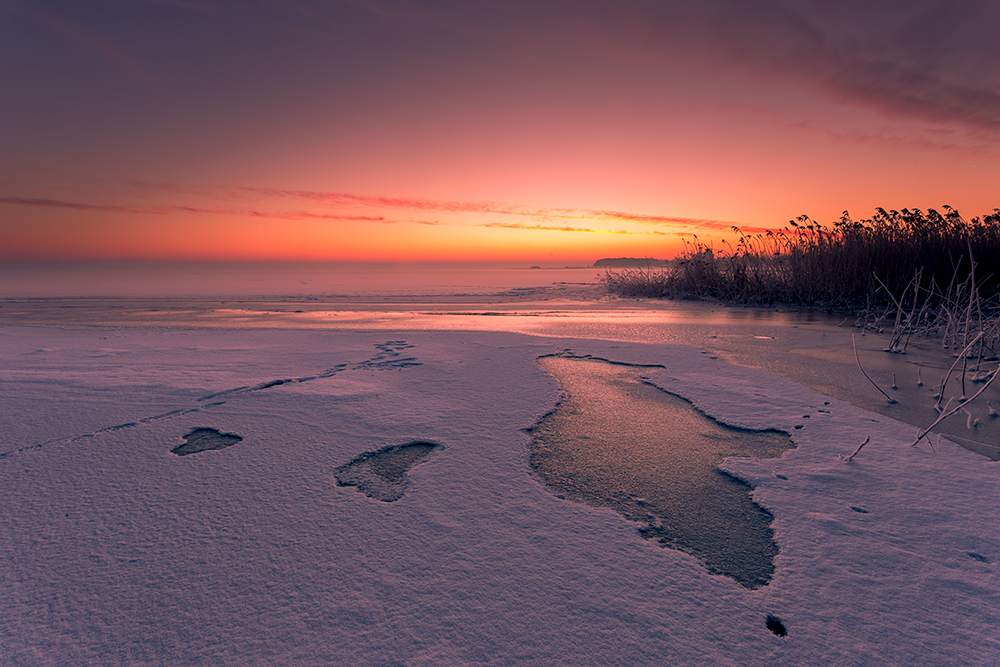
[968,552,990,563]
[253,379,292,390]
[775,474,788,480]
[171,427,243,456]
[794,425,804,430]
[766,615,787,637]
[850,506,870,514]
[802,415,811,418]
[824,401,830,405]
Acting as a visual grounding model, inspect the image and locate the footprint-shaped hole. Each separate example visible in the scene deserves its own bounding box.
[171,427,243,456]
[335,441,441,502]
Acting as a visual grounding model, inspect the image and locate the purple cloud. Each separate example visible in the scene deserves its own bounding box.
[348,0,1000,131]
[0,195,384,222]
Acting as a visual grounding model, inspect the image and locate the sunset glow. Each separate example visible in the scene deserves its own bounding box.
[2,2,998,262]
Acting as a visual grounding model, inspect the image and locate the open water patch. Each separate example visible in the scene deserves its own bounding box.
[172,427,243,456]
[335,441,441,502]
[530,355,794,589]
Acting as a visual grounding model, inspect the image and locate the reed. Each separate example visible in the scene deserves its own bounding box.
[603,206,1000,358]
[605,207,999,304]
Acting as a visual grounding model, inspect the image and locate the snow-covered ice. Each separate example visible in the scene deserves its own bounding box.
[2,326,998,665]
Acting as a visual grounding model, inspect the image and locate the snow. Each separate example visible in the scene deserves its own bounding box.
[2,325,998,665]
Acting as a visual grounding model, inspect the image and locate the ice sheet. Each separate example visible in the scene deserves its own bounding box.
[2,326,998,665]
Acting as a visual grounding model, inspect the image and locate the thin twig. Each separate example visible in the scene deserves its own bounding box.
[843,436,871,463]
[853,335,896,403]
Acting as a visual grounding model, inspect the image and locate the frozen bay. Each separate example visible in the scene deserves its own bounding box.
[2,324,999,665]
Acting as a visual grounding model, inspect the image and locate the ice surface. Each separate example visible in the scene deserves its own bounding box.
[2,326,998,665]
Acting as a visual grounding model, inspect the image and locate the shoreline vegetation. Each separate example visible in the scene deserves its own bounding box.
[600,207,1000,354]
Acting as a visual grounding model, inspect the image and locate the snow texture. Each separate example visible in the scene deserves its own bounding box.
[1,326,998,666]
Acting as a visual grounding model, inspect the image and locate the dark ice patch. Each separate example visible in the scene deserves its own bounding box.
[251,378,294,390]
[97,422,137,433]
[171,427,243,456]
[335,441,441,502]
[968,552,991,563]
[766,615,787,637]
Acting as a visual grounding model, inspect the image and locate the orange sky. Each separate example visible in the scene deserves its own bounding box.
[2,2,999,263]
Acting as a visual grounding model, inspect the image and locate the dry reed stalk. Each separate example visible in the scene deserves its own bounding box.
[935,332,984,410]
[853,335,896,403]
[913,368,999,447]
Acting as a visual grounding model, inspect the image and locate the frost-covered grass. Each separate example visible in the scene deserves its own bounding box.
[2,326,998,665]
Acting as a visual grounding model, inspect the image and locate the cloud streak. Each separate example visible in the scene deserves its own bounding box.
[131,182,744,231]
[480,222,667,235]
[0,196,384,222]
[3,186,756,239]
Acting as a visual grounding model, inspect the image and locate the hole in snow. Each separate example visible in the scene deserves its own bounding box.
[335,441,441,502]
[530,355,794,589]
[766,615,787,636]
[171,427,243,456]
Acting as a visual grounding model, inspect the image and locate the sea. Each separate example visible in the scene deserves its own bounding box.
[0,260,604,299]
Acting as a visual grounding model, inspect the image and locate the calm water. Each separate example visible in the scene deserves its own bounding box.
[0,260,602,298]
[530,356,794,589]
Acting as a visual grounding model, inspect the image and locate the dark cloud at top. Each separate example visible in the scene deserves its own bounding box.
[8,0,998,132]
[348,0,1000,130]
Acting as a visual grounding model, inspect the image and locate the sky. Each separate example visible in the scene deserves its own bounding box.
[2,0,999,262]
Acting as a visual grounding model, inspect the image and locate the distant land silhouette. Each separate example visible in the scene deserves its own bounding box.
[593,257,671,268]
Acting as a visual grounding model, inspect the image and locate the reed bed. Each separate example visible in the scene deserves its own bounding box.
[603,207,1000,360]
